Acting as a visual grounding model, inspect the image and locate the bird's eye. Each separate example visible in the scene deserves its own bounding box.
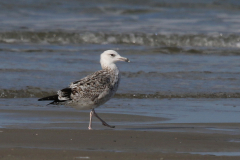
[110,54,115,57]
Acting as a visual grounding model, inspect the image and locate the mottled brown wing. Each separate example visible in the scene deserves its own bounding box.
[70,70,112,102]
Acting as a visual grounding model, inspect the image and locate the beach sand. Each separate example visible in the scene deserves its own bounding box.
[0,111,240,160]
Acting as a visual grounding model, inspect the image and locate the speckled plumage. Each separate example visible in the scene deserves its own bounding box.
[38,50,130,129]
[57,67,120,109]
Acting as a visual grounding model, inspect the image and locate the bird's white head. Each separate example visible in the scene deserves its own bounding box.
[100,50,130,70]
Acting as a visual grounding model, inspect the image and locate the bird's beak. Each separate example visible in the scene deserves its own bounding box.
[118,57,130,62]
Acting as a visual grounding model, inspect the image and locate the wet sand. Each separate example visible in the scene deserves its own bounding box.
[1,128,240,160]
[1,111,240,160]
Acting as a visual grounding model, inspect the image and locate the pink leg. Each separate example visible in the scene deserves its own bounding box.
[88,108,115,129]
[88,109,94,130]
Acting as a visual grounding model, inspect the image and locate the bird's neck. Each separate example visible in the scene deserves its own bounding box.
[102,63,120,84]
[102,64,121,85]
[101,63,118,73]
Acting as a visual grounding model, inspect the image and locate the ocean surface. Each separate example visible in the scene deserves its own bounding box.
[1,0,240,128]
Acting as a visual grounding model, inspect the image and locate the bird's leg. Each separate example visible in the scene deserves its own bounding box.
[92,108,115,128]
[88,109,94,130]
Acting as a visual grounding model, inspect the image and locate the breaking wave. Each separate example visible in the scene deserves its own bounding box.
[1,31,240,48]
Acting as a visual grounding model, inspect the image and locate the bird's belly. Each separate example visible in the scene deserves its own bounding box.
[67,100,97,110]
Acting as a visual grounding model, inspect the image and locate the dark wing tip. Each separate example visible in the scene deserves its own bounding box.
[38,95,59,101]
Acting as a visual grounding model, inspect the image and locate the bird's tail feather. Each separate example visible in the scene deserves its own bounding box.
[38,95,67,105]
[38,95,58,101]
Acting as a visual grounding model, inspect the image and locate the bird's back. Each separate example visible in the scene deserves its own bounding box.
[69,69,120,108]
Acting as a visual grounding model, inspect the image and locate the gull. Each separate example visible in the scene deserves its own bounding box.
[38,50,130,130]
